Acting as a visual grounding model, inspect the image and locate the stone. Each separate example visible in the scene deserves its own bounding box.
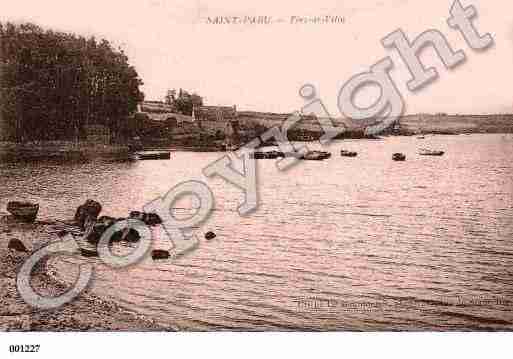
[129,211,162,226]
[6,201,39,223]
[8,238,28,253]
[86,223,108,245]
[74,200,102,230]
[111,228,141,243]
[205,231,216,240]
[145,213,162,226]
[151,249,170,260]
[129,211,144,221]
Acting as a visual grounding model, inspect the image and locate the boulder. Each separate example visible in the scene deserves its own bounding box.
[151,249,170,260]
[8,238,28,253]
[86,223,110,245]
[86,217,143,245]
[111,228,141,243]
[129,211,162,226]
[74,200,102,230]
[145,213,163,226]
[129,211,144,221]
[205,231,216,240]
[6,201,39,223]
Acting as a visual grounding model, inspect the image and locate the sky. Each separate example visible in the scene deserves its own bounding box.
[3,0,513,114]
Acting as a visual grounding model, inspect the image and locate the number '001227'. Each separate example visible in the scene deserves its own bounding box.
[9,345,40,353]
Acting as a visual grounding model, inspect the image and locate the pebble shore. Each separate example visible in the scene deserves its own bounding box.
[0,215,166,332]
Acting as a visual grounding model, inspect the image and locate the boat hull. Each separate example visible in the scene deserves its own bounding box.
[7,202,39,223]
[134,151,171,160]
[419,151,445,156]
[340,151,358,157]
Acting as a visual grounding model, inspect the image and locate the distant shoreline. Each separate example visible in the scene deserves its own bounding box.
[0,130,511,162]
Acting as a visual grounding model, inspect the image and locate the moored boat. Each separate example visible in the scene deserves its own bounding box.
[135,151,171,160]
[340,150,358,157]
[419,149,445,156]
[251,151,285,159]
[7,201,39,223]
[301,151,331,161]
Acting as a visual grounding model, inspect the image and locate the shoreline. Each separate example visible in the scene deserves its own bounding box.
[0,133,511,162]
[0,215,167,332]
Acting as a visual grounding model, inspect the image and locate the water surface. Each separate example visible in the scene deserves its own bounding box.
[1,134,512,330]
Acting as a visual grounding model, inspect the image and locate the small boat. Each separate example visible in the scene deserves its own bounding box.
[134,151,171,160]
[7,201,39,223]
[419,149,445,156]
[417,136,425,139]
[251,151,284,159]
[340,150,358,157]
[301,151,331,161]
[392,153,406,161]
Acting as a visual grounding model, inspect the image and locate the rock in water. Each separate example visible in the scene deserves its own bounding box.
[151,249,170,260]
[145,213,163,226]
[8,238,28,253]
[205,231,216,240]
[6,201,39,223]
[111,228,141,243]
[129,211,162,226]
[86,224,107,245]
[129,211,144,221]
[74,200,102,230]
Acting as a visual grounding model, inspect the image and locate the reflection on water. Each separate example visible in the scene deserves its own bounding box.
[2,134,513,330]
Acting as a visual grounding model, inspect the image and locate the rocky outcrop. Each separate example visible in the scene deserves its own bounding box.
[7,238,28,253]
[151,249,170,260]
[74,200,102,230]
[6,201,39,223]
[205,231,216,240]
[111,228,141,243]
[129,211,162,226]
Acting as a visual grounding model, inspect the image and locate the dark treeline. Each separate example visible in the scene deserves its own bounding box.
[0,22,144,142]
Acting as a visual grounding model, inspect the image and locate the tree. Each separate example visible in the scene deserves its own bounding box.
[0,21,144,142]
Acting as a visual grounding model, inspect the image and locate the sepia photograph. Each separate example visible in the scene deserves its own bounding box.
[1,0,512,355]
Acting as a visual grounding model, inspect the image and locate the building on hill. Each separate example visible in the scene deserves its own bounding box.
[192,105,237,132]
[192,105,237,122]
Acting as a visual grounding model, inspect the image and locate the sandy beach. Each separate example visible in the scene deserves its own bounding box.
[0,215,164,332]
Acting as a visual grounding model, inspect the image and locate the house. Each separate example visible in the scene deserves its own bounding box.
[192,105,240,137]
[192,105,237,122]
